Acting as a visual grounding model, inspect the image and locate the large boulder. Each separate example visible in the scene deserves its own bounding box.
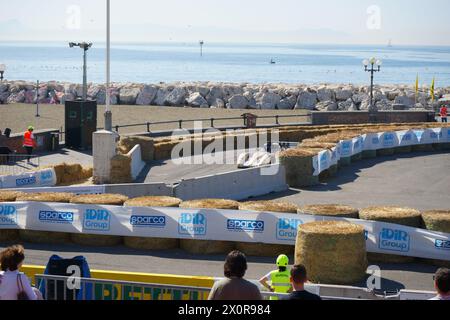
[227,94,248,109]
[260,92,281,109]
[0,92,9,103]
[316,101,338,111]
[119,87,141,105]
[154,88,170,106]
[186,92,208,108]
[376,99,392,111]
[338,98,353,111]
[317,88,335,102]
[295,91,317,110]
[277,96,296,110]
[352,93,369,105]
[24,90,36,104]
[164,87,187,106]
[210,98,225,109]
[394,95,415,108]
[206,86,224,105]
[0,83,9,93]
[335,89,353,101]
[136,85,157,105]
[6,90,25,104]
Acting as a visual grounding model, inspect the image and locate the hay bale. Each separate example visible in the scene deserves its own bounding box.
[420,210,450,267]
[110,154,132,184]
[118,136,155,161]
[279,148,322,187]
[237,201,298,256]
[124,196,182,250]
[299,204,359,219]
[0,191,24,202]
[16,192,75,203]
[16,192,75,244]
[295,221,368,285]
[360,206,422,264]
[180,199,239,210]
[179,199,239,255]
[125,196,182,208]
[362,150,377,159]
[52,163,92,185]
[0,230,20,242]
[70,194,129,206]
[70,194,128,247]
[412,144,435,152]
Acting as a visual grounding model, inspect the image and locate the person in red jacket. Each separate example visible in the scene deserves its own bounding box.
[440,105,448,123]
[23,126,37,163]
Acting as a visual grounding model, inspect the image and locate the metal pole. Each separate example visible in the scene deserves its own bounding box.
[104,0,113,131]
[36,80,40,117]
[370,65,374,110]
[83,48,87,101]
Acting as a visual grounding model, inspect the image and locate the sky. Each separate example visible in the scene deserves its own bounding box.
[1,0,450,45]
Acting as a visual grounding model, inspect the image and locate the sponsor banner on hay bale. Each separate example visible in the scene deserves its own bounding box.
[0,168,57,189]
[0,201,449,261]
[4,185,106,195]
[312,128,449,176]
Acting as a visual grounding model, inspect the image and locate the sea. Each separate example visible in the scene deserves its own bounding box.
[1,41,450,86]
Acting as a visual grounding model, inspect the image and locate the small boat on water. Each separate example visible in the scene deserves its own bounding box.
[270,59,276,64]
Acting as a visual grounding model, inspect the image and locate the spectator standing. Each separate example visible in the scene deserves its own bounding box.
[208,251,262,300]
[430,268,450,300]
[23,126,37,163]
[0,245,38,300]
[440,105,448,123]
[282,264,322,301]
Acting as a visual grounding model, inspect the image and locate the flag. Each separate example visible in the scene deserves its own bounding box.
[430,77,435,102]
[415,74,419,103]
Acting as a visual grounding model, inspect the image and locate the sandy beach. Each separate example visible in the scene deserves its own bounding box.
[0,103,309,136]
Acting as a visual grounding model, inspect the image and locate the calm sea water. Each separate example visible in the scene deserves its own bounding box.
[1,41,450,86]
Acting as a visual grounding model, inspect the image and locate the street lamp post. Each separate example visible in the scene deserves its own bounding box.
[104,0,113,131]
[69,42,93,100]
[199,40,204,57]
[0,64,5,81]
[363,57,382,123]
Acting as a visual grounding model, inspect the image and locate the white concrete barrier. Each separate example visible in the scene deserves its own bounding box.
[174,164,288,201]
[127,144,146,181]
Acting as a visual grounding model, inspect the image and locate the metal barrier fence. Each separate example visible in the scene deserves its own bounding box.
[0,154,40,176]
[34,274,402,301]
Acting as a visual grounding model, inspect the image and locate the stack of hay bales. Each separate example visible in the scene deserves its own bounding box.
[70,194,129,246]
[0,191,25,242]
[359,206,422,263]
[421,210,450,268]
[124,196,182,250]
[118,136,155,161]
[279,148,322,187]
[179,199,239,255]
[237,201,299,257]
[53,163,93,186]
[110,154,133,184]
[298,142,338,178]
[295,221,368,285]
[298,204,359,219]
[153,139,182,160]
[16,192,75,244]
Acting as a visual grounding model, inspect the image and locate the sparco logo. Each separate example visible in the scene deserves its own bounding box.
[0,205,18,225]
[276,218,303,241]
[83,208,111,231]
[16,176,36,187]
[178,213,206,236]
[379,228,410,253]
[130,215,166,228]
[434,239,450,251]
[39,211,74,224]
[227,219,265,232]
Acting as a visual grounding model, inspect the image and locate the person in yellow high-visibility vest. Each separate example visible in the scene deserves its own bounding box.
[259,254,292,300]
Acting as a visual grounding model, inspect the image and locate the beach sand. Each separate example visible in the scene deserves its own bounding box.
[0,104,309,136]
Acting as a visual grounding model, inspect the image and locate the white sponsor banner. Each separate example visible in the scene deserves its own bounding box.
[379,131,399,149]
[0,168,57,189]
[1,202,449,261]
[396,130,417,147]
[339,139,353,158]
[362,133,381,151]
[4,185,106,195]
[351,136,364,156]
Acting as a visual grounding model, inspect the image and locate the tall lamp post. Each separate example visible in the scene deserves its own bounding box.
[104,0,112,131]
[199,40,204,57]
[69,42,93,100]
[0,64,5,81]
[363,57,382,123]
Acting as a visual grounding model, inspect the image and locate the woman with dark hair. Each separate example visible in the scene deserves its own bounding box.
[0,245,38,300]
[208,250,262,300]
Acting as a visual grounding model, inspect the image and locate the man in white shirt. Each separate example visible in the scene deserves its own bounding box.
[429,268,450,301]
[0,245,38,300]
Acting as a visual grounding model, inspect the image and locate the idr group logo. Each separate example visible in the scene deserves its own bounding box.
[39,211,74,224]
[434,239,450,251]
[382,133,395,147]
[83,208,111,231]
[130,215,166,228]
[15,176,36,187]
[276,218,303,241]
[178,213,207,236]
[227,219,265,233]
[379,228,410,253]
[0,205,18,226]
[340,140,352,157]
[40,171,54,184]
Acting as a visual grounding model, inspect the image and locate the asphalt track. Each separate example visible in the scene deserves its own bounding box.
[2,151,449,292]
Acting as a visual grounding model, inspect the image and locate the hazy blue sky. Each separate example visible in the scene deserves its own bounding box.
[1,0,450,45]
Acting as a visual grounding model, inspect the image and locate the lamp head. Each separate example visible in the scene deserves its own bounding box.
[369,57,377,65]
[363,59,369,67]
[69,42,77,48]
[0,64,5,73]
